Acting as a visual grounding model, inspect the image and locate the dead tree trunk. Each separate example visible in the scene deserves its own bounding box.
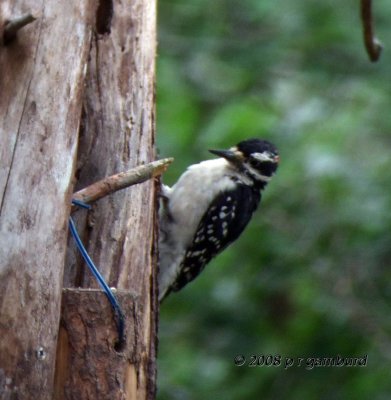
[0,0,158,399]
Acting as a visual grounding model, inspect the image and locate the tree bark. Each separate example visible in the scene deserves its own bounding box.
[0,1,93,399]
[54,289,140,400]
[0,0,158,398]
[60,0,158,399]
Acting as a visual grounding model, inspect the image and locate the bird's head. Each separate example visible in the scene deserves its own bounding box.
[209,138,279,184]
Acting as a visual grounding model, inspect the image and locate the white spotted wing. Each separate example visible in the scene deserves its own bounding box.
[171,183,261,292]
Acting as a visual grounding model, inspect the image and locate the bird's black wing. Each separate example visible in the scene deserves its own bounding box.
[171,183,261,292]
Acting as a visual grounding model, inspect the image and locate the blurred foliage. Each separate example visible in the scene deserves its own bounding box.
[156,0,391,399]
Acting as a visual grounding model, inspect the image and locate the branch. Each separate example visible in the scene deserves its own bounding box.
[3,13,37,45]
[72,158,173,207]
[360,0,383,62]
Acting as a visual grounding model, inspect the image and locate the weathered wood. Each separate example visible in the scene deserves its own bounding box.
[0,1,93,399]
[63,0,158,398]
[72,158,173,208]
[54,289,139,400]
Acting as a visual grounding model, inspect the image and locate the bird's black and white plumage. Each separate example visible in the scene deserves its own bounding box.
[158,138,279,301]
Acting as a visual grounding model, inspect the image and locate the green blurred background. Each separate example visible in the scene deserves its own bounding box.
[156,1,391,398]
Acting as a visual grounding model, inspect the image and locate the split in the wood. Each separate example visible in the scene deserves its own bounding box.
[72,158,173,209]
[3,13,37,45]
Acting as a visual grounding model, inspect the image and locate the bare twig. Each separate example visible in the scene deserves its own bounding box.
[72,158,173,207]
[360,0,383,62]
[3,13,37,45]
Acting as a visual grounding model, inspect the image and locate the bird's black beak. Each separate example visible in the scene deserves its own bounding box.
[209,148,244,163]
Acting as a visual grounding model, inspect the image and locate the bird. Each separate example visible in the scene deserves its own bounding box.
[158,138,279,302]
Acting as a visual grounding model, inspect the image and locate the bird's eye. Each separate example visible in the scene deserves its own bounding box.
[249,159,261,168]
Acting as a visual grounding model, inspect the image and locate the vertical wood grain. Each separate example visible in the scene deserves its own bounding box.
[61,0,158,398]
[0,1,93,398]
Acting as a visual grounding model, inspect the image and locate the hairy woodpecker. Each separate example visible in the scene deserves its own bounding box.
[158,138,279,301]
